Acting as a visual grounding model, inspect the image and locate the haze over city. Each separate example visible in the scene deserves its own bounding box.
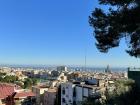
[1,0,140,105]
[0,0,140,67]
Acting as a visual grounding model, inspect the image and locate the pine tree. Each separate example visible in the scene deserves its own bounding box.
[89,0,140,57]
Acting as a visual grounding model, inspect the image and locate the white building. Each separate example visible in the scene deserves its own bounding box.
[74,84,101,105]
[57,66,68,72]
[60,83,102,105]
[61,83,74,105]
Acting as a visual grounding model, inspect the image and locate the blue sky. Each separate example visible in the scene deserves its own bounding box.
[0,0,139,67]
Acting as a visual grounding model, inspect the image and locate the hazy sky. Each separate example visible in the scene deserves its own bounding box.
[0,0,139,67]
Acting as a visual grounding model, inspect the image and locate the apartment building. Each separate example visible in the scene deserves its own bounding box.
[32,85,49,105]
[43,88,57,105]
[59,82,103,105]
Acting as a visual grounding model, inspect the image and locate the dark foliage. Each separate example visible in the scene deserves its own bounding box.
[89,0,140,57]
[81,97,102,105]
[105,84,140,105]
[0,72,18,83]
[23,78,38,89]
[82,81,140,105]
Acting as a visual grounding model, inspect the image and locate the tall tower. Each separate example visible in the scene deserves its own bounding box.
[105,65,111,73]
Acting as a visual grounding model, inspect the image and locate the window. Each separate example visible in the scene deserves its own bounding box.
[62,87,65,95]
[73,88,76,97]
[62,98,65,103]
[73,101,76,105]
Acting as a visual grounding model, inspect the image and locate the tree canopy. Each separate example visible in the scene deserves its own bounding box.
[81,79,140,105]
[89,0,140,57]
[23,78,38,89]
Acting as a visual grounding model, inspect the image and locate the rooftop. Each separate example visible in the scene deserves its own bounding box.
[14,91,35,99]
[0,83,18,99]
[32,85,49,89]
[0,83,35,99]
[47,89,57,93]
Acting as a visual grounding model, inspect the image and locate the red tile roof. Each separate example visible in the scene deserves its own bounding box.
[14,91,35,98]
[0,83,15,99]
[0,83,35,100]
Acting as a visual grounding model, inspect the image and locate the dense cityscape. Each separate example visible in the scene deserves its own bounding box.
[0,65,138,105]
[1,0,140,105]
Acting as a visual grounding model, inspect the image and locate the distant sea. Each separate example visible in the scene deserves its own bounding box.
[0,64,128,73]
[69,67,127,73]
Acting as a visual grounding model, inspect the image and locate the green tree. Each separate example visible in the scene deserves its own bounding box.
[81,79,137,105]
[23,78,38,89]
[0,72,6,76]
[89,0,140,57]
[2,75,18,83]
[24,78,32,89]
[104,79,138,105]
[81,97,102,105]
[32,78,38,85]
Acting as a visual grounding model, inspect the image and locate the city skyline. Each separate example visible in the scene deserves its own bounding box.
[0,0,140,67]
